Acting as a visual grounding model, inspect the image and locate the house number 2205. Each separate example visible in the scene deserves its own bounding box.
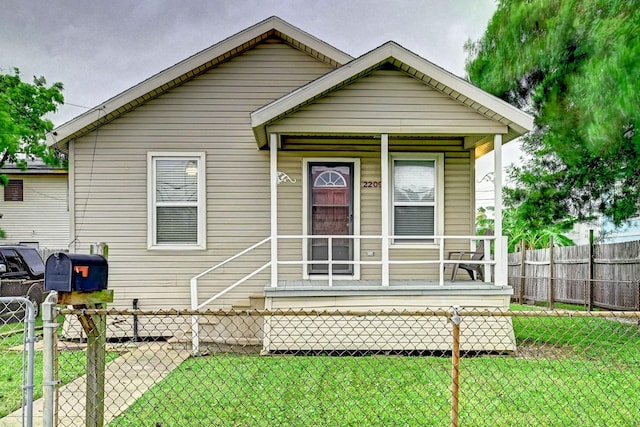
[363,181,382,188]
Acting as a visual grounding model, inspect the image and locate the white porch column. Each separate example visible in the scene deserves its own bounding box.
[493,133,506,285]
[270,133,278,287]
[381,134,390,286]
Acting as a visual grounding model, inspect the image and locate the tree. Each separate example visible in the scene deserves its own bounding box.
[0,68,65,176]
[465,0,640,227]
[477,206,575,252]
[0,68,64,238]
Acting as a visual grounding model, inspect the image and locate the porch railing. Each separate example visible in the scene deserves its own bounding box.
[190,235,498,355]
[190,234,498,307]
[276,234,497,287]
[189,234,498,354]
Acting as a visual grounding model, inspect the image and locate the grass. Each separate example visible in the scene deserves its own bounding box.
[0,315,119,418]
[109,311,640,427]
[109,355,453,426]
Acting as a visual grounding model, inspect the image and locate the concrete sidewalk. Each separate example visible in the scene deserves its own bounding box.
[1,342,190,426]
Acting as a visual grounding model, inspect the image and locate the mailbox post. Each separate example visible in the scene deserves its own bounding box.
[45,251,111,427]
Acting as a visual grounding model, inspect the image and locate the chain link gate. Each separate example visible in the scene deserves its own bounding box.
[0,296,37,427]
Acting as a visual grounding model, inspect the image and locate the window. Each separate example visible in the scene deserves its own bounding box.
[392,157,441,243]
[148,152,206,249]
[4,180,23,201]
[313,170,347,187]
[0,249,28,273]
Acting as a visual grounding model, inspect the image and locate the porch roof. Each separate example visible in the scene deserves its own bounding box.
[251,42,534,151]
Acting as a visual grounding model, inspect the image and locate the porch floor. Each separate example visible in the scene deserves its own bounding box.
[266,279,511,298]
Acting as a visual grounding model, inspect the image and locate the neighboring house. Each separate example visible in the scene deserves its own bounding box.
[567,217,640,246]
[47,17,532,351]
[599,216,640,243]
[565,220,600,246]
[0,162,69,250]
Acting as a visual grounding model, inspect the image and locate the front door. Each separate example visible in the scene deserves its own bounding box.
[309,163,354,275]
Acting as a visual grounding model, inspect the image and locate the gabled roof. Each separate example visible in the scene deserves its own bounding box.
[251,41,534,148]
[46,16,353,150]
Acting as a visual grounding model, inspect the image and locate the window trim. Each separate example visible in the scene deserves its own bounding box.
[389,153,444,248]
[147,152,206,250]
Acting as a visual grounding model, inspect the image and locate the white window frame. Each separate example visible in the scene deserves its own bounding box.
[390,153,444,247]
[147,152,206,250]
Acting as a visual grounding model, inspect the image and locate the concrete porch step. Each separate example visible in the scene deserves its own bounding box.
[168,296,265,351]
[229,294,265,310]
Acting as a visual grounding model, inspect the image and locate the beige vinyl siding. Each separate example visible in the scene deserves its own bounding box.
[0,174,69,249]
[71,40,335,310]
[389,151,473,280]
[267,69,507,135]
[275,155,304,279]
[359,157,382,279]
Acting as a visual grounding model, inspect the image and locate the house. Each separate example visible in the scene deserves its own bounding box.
[566,216,640,246]
[601,217,640,243]
[47,17,533,352]
[0,162,69,250]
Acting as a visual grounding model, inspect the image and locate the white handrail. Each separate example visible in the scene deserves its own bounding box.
[191,236,271,282]
[278,234,496,286]
[196,262,271,310]
[189,236,271,356]
[190,236,271,309]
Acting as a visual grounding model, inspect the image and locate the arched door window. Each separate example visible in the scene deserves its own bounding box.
[313,170,347,188]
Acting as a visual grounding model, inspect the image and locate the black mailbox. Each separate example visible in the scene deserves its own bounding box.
[45,253,108,292]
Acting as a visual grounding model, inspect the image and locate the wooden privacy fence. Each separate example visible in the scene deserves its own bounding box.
[508,239,640,310]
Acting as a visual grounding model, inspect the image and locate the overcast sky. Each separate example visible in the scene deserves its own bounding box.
[1,0,499,125]
[1,0,515,204]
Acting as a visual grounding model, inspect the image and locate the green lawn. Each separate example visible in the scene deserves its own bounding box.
[0,315,119,418]
[109,311,640,427]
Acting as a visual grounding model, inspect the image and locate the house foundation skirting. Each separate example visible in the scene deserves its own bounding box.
[263,284,515,353]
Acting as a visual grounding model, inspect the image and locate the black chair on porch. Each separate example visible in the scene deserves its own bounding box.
[447,230,493,282]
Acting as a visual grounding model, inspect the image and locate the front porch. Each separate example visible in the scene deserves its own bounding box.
[188,233,512,354]
[271,278,510,291]
[185,44,536,353]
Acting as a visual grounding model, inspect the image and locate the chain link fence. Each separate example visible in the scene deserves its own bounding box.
[8,306,640,426]
[1,297,36,427]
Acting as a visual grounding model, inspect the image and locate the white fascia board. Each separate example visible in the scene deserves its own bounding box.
[47,16,353,148]
[269,16,353,64]
[388,43,534,133]
[251,45,393,128]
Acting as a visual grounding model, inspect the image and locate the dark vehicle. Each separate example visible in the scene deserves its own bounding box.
[0,245,46,317]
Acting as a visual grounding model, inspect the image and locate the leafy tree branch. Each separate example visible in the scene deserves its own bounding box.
[0,68,65,181]
[466,0,640,227]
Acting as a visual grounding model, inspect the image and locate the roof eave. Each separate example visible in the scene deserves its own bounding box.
[251,42,534,147]
[47,16,354,149]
